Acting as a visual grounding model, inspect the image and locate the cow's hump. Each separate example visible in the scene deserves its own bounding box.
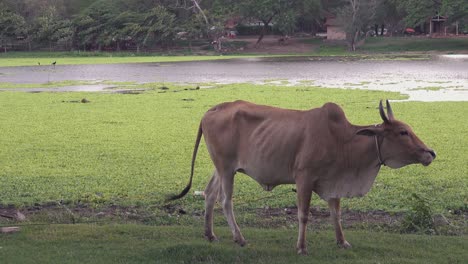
[322,102,347,123]
[321,103,354,141]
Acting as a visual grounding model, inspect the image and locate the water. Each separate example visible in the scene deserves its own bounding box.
[1,55,467,101]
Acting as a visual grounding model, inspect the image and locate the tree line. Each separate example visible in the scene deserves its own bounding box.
[0,0,467,52]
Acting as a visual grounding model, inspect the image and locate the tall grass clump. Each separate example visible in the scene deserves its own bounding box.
[401,193,434,234]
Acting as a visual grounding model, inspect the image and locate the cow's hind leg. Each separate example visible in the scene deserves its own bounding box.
[328,198,351,249]
[220,170,246,246]
[204,171,221,242]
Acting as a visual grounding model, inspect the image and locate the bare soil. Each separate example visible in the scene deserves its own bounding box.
[0,204,430,225]
[0,203,401,225]
[1,203,466,236]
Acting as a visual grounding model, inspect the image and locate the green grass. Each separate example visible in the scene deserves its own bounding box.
[0,83,466,215]
[0,53,269,67]
[0,51,164,58]
[0,224,466,264]
[409,86,444,91]
[316,44,349,55]
[0,84,466,262]
[0,80,99,89]
[344,81,372,86]
[360,37,468,52]
[316,37,468,55]
[0,80,165,89]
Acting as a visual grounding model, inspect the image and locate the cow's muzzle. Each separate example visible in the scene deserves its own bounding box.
[421,149,436,166]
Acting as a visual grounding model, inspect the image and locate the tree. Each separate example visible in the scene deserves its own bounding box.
[206,0,239,51]
[142,6,177,48]
[240,0,301,45]
[73,0,120,50]
[441,0,468,23]
[0,5,27,52]
[174,0,235,52]
[52,19,73,49]
[296,0,322,33]
[336,0,379,51]
[275,9,298,36]
[179,12,207,51]
[398,0,441,27]
[106,5,178,52]
[393,0,468,36]
[373,0,405,36]
[111,11,145,52]
[398,0,467,27]
[34,6,73,51]
[238,0,320,45]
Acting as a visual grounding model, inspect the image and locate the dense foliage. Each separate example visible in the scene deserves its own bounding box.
[0,0,466,51]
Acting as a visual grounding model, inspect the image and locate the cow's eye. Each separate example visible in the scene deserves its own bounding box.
[400,131,409,136]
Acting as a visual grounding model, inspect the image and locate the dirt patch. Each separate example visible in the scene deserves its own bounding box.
[113,89,145,94]
[1,204,398,225]
[2,204,465,235]
[1,204,150,224]
[62,98,91,103]
[254,207,404,228]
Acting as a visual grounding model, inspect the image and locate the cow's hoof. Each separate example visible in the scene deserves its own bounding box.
[205,234,218,242]
[234,237,247,247]
[297,248,308,255]
[338,240,352,249]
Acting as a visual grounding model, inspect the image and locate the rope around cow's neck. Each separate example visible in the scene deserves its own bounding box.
[374,135,385,166]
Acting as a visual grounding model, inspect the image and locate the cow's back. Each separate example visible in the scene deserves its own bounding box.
[201,100,305,154]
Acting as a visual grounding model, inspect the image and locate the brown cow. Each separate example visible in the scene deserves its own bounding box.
[168,100,435,254]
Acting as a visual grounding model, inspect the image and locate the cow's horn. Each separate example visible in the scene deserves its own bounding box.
[379,100,390,123]
[386,100,394,120]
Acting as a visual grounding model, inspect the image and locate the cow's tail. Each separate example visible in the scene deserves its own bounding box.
[166,123,203,201]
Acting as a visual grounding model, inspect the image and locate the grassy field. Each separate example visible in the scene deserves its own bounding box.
[306,37,468,55]
[0,80,101,89]
[0,53,267,68]
[0,83,466,263]
[0,224,466,264]
[359,37,468,52]
[0,83,466,214]
[0,80,161,89]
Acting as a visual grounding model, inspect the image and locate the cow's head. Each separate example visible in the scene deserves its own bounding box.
[357,100,436,169]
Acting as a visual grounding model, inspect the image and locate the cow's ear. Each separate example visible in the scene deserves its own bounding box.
[356,127,383,136]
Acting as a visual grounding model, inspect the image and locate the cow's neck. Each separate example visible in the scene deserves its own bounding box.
[313,125,383,200]
[338,124,384,171]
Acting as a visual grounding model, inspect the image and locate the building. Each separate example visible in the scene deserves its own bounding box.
[325,14,346,41]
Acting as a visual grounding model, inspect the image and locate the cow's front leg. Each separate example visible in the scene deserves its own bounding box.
[327,198,351,249]
[204,171,220,242]
[296,181,313,255]
[220,172,246,246]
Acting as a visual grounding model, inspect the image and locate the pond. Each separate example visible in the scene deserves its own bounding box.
[1,55,467,101]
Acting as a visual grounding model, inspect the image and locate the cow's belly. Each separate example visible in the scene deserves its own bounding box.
[237,163,295,191]
[236,139,298,190]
